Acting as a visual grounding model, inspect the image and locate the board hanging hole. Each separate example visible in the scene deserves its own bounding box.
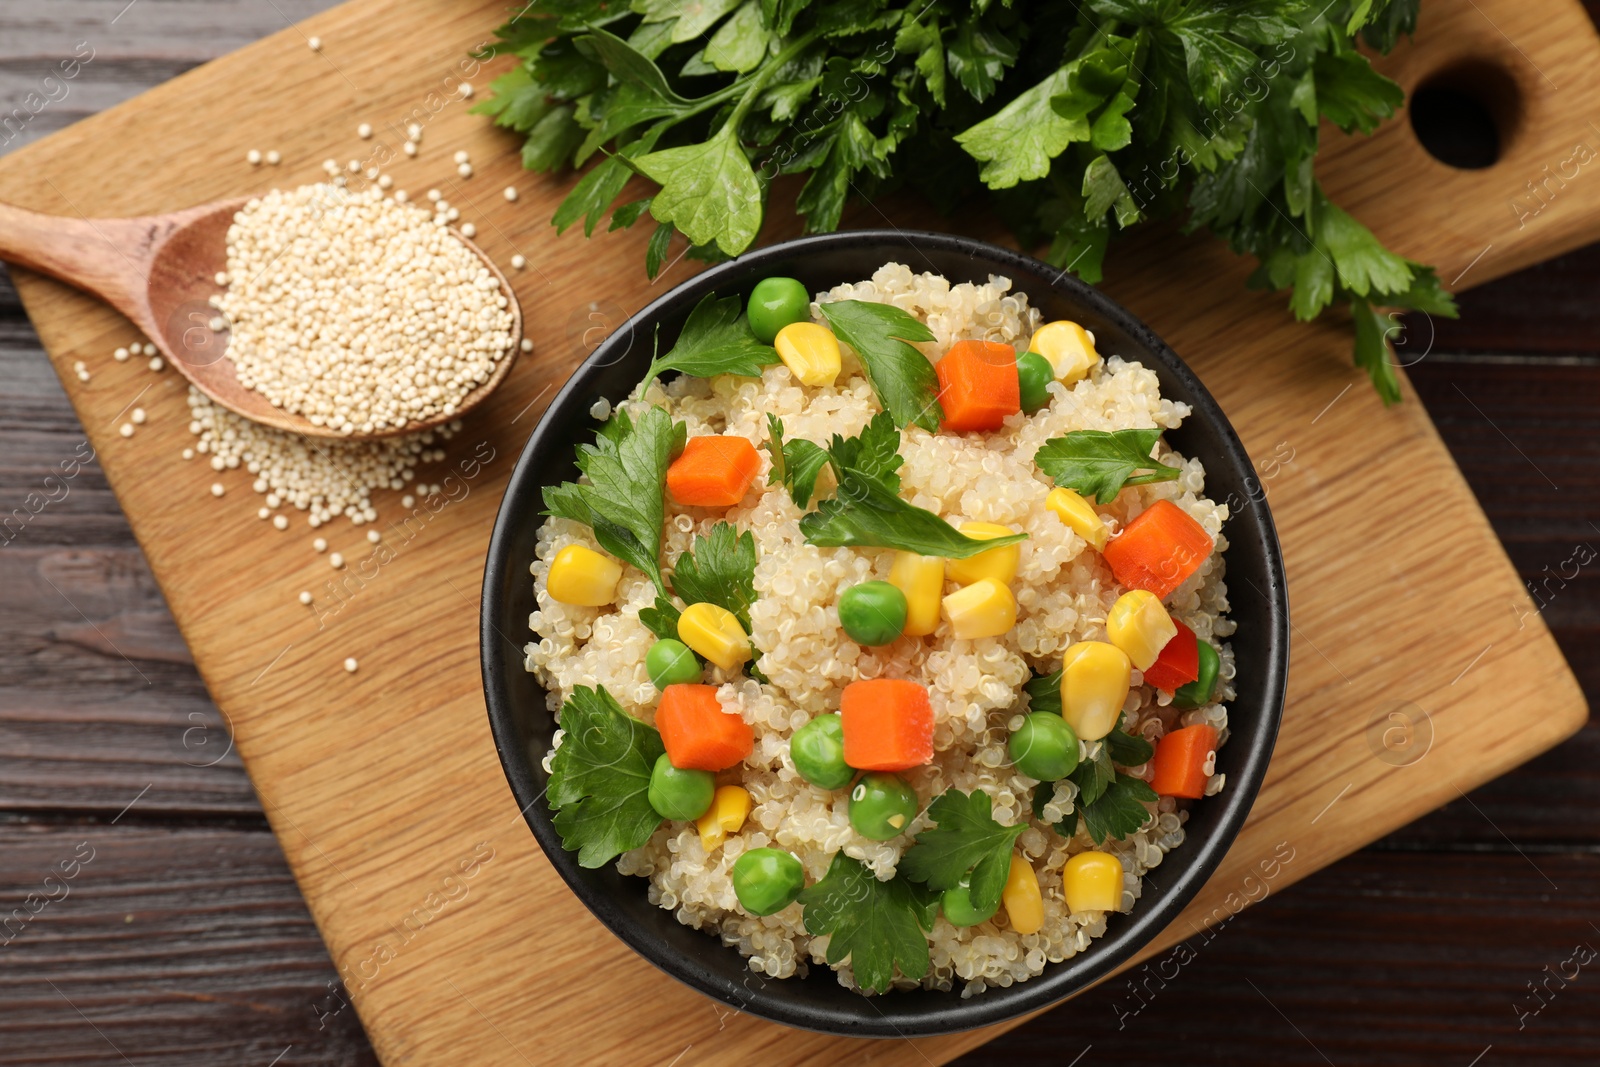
[1409,62,1520,170]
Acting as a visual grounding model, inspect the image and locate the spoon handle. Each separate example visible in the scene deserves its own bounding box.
[0,200,153,324]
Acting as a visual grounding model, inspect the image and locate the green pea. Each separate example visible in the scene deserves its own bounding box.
[791,714,854,790]
[1016,351,1054,413]
[838,580,908,647]
[1173,639,1221,709]
[646,639,700,690]
[849,773,920,841]
[747,277,811,344]
[1009,712,1080,782]
[647,753,715,821]
[732,847,806,915]
[941,874,1000,927]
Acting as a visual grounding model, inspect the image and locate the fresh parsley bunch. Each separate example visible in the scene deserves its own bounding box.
[478,0,1451,402]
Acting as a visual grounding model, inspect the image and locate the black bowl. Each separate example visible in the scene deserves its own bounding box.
[481,230,1289,1038]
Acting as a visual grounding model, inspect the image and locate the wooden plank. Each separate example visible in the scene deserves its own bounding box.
[956,850,1600,1066]
[0,0,1592,1063]
[0,824,377,1067]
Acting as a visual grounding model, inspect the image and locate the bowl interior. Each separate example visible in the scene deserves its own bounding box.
[481,230,1288,1037]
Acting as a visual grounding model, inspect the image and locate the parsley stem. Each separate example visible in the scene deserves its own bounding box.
[725,31,824,135]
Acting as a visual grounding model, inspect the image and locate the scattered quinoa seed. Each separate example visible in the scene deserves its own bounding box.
[403,141,418,157]
[457,163,472,178]
[358,123,373,139]
[343,657,358,673]
[119,423,134,438]
[210,483,225,497]
[131,408,146,424]
[313,537,328,552]
[215,271,229,286]
[453,150,469,165]
[258,507,270,519]
[366,529,381,543]
[299,591,313,605]
[504,186,518,202]
[330,552,344,569]
[308,35,321,51]
[181,448,194,460]
[460,223,476,238]
[273,514,289,530]
[511,254,526,270]
[142,343,157,356]
[401,494,414,508]
[114,347,130,361]
[520,338,534,353]
[149,356,164,371]
[247,149,262,165]
[266,150,281,165]
[459,82,474,98]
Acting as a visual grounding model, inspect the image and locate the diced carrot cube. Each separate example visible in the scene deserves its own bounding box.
[656,683,753,771]
[840,678,934,771]
[667,435,761,508]
[1149,723,1218,799]
[936,340,1021,433]
[1102,500,1214,600]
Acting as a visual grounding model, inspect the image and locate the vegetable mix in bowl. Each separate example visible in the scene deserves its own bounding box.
[524,262,1233,996]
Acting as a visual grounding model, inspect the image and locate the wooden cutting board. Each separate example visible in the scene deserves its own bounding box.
[0,0,1592,1061]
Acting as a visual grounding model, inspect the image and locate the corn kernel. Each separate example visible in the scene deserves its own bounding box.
[945,523,1021,586]
[889,551,945,637]
[774,322,842,387]
[1030,320,1100,384]
[942,577,1016,640]
[1002,854,1044,935]
[1063,851,1124,913]
[1045,487,1109,551]
[696,785,751,851]
[1060,641,1131,740]
[1106,590,1179,671]
[546,543,623,606]
[678,602,751,671]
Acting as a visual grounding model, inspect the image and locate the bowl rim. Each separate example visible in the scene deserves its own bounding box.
[481,228,1289,1038]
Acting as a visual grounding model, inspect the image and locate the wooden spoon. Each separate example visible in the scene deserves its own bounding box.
[0,197,523,440]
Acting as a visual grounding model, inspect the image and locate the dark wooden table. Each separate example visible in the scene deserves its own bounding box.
[2,4,1596,1064]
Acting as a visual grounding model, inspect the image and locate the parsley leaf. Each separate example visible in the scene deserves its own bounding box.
[643,292,778,384]
[1025,669,1062,714]
[1104,727,1154,767]
[543,406,677,596]
[638,595,682,641]
[670,522,758,630]
[636,125,764,256]
[815,301,941,431]
[765,415,831,509]
[900,790,1027,913]
[1033,427,1182,504]
[798,853,935,993]
[547,686,666,868]
[1351,298,1401,406]
[959,66,1085,189]
[797,414,1029,558]
[1079,773,1157,845]
[1069,744,1115,807]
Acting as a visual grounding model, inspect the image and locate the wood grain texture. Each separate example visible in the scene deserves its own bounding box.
[0,824,378,1067]
[0,1,1592,1065]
